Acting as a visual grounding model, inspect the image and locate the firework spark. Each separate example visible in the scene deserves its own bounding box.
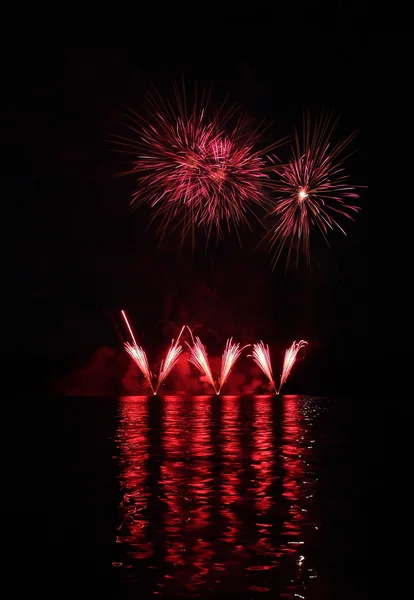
[121,311,187,395]
[113,83,279,245]
[121,309,139,347]
[266,113,360,268]
[121,310,155,394]
[195,130,271,242]
[124,342,155,395]
[278,340,308,394]
[217,338,250,394]
[187,336,218,394]
[250,341,276,393]
[154,326,185,394]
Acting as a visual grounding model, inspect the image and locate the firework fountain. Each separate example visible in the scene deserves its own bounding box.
[154,326,186,394]
[250,341,277,394]
[122,310,155,394]
[122,310,185,395]
[186,330,249,395]
[278,340,308,395]
[187,336,218,394]
[250,339,308,394]
[122,314,309,395]
[218,338,250,394]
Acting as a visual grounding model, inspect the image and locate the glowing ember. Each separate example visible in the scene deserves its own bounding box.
[154,326,185,394]
[266,113,361,268]
[217,338,250,394]
[278,340,308,394]
[250,341,276,393]
[187,336,218,394]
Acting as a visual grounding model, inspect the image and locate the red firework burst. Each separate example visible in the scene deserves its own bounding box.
[200,133,270,241]
[113,83,276,245]
[266,113,361,268]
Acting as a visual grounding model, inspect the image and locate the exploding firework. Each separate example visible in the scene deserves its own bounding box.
[278,340,308,394]
[154,326,185,394]
[113,83,280,245]
[250,341,277,393]
[187,335,218,394]
[217,338,250,394]
[266,113,360,268]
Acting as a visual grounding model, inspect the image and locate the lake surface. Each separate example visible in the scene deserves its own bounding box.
[18,395,382,598]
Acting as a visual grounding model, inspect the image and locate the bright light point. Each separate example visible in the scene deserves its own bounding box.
[298,189,308,200]
[212,168,226,183]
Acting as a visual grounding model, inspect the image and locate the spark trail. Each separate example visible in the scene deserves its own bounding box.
[122,310,184,395]
[187,336,218,394]
[278,340,308,394]
[125,342,155,395]
[154,326,186,394]
[121,309,155,394]
[217,338,250,394]
[250,341,277,393]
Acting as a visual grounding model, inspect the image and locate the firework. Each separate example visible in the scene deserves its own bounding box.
[121,310,155,394]
[121,309,139,347]
[113,83,279,245]
[124,341,155,395]
[122,311,186,395]
[187,336,218,394]
[266,113,360,268]
[217,338,250,394]
[154,326,185,394]
[195,129,271,242]
[250,341,277,393]
[278,340,308,394]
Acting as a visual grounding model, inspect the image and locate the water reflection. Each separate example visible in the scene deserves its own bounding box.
[187,397,214,593]
[220,396,242,545]
[252,395,274,516]
[114,395,325,598]
[115,396,152,562]
[281,396,322,597]
[160,395,188,570]
[217,396,249,587]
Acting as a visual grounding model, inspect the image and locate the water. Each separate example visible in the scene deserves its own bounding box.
[19,395,382,598]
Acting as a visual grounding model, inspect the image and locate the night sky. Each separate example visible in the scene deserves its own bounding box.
[5,32,399,395]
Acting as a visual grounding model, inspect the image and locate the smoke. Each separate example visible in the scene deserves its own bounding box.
[55,346,123,395]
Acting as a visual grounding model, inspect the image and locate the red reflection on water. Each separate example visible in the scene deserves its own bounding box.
[252,396,274,516]
[116,396,152,560]
[220,396,242,547]
[186,396,214,593]
[250,396,279,567]
[281,395,306,555]
[160,395,188,568]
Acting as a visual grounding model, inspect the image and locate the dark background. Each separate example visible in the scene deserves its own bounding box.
[4,26,402,396]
